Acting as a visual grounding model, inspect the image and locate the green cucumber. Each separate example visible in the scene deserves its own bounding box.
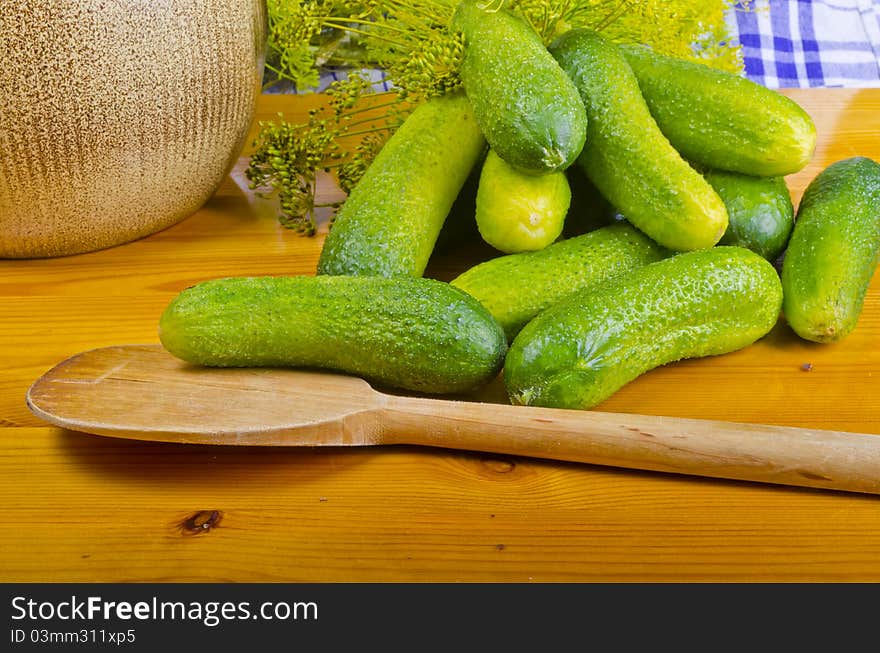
[451,222,669,341]
[621,44,816,177]
[452,0,586,173]
[475,149,571,253]
[706,170,794,261]
[317,92,484,278]
[781,156,880,343]
[549,29,728,252]
[505,246,783,409]
[159,275,506,394]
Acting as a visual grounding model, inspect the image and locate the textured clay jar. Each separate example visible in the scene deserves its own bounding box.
[0,1,267,258]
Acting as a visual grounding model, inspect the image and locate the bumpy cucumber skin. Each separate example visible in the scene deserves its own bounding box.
[317,92,484,278]
[621,44,816,177]
[706,171,794,261]
[505,247,783,409]
[549,29,728,252]
[781,157,880,343]
[452,0,586,174]
[451,223,669,341]
[475,150,571,253]
[159,275,507,394]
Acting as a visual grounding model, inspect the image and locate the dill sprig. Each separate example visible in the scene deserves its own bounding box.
[355,0,463,101]
[245,110,336,235]
[257,0,747,234]
[266,0,465,101]
[508,0,748,72]
[246,72,409,233]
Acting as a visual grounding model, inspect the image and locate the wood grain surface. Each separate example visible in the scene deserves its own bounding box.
[2,89,880,582]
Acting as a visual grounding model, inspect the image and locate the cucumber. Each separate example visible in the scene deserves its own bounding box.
[781,156,880,343]
[451,222,669,341]
[621,44,816,177]
[549,29,728,252]
[452,0,586,174]
[504,246,783,409]
[317,92,484,278]
[159,275,507,394]
[706,170,794,261]
[475,149,571,253]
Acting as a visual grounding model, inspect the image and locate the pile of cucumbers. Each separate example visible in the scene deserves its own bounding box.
[160,1,880,411]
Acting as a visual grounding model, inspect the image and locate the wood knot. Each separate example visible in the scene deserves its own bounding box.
[177,510,223,536]
[481,457,516,474]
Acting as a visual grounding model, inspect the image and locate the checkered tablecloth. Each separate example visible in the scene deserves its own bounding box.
[729,0,880,87]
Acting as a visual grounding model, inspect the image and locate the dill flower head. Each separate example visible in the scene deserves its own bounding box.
[245,111,338,235]
[245,74,405,233]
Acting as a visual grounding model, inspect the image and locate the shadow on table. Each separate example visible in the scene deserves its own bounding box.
[54,426,379,488]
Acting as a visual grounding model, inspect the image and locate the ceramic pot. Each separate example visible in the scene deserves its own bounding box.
[0,0,267,258]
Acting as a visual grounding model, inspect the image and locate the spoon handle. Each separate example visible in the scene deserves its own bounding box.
[382,394,880,494]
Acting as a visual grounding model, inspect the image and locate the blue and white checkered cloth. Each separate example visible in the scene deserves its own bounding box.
[729,0,880,87]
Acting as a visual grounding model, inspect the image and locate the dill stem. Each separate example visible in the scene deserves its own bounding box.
[336,126,395,139]
[382,0,449,25]
[595,0,633,32]
[353,92,399,104]
[539,0,559,37]
[314,16,413,36]
[320,22,411,49]
[339,114,396,130]
[378,11,440,34]
[263,62,292,80]
[339,99,401,118]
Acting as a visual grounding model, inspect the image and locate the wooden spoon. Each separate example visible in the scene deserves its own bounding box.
[26,344,880,495]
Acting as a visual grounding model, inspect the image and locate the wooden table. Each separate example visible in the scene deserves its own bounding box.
[2,89,880,582]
